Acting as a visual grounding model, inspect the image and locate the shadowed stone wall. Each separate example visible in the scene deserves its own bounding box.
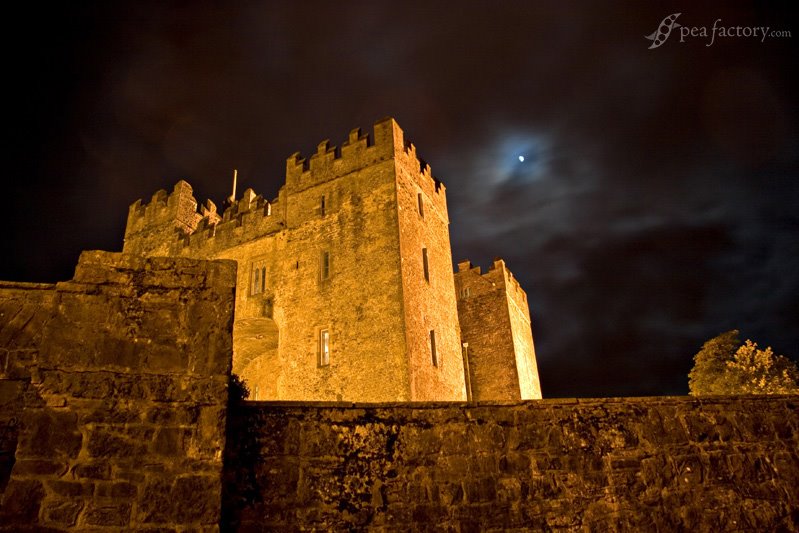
[223,396,798,531]
[0,251,235,531]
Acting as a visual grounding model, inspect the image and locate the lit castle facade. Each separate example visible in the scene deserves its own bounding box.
[122,118,541,402]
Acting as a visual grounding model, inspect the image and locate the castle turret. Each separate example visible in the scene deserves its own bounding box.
[455,259,542,400]
[123,180,202,256]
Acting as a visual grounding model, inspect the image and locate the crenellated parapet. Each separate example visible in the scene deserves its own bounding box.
[455,258,530,318]
[123,117,450,257]
[391,121,448,222]
[133,188,285,256]
[123,178,284,257]
[396,137,445,197]
[123,180,203,256]
[125,181,198,235]
[285,118,393,193]
[286,118,445,201]
[180,188,284,255]
[491,259,530,317]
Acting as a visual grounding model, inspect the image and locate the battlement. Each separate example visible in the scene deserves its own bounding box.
[286,118,391,192]
[181,187,283,253]
[397,139,444,194]
[491,259,528,307]
[125,180,200,234]
[123,181,204,255]
[455,258,529,310]
[123,175,282,256]
[124,118,449,257]
[286,117,445,198]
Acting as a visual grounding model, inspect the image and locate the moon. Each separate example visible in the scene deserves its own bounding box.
[518,155,525,162]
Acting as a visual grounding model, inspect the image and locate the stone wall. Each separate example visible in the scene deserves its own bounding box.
[2,252,797,531]
[0,251,236,531]
[222,396,798,531]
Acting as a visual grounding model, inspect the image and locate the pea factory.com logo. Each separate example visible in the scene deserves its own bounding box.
[645,12,791,49]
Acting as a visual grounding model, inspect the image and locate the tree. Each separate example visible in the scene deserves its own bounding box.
[688,330,742,395]
[688,330,799,395]
[725,340,799,394]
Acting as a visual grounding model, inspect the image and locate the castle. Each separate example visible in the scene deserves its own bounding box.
[122,117,541,402]
[2,119,796,532]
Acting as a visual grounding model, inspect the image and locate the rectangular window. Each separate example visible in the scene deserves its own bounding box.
[319,329,330,366]
[422,248,429,283]
[417,192,424,218]
[251,262,267,295]
[321,251,330,280]
[430,330,438,367]
[320,195,326,217]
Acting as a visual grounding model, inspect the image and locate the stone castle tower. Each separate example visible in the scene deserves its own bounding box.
[122,118,541,402]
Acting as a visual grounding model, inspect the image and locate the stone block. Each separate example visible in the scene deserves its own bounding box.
[152,427,183,457]
[0,478,45,524]
[46,480,94,498]
[87,428,145,459]
[137,478,174,524]
[70,462,111,480]
[172,475,220,524]
[41,498,84,527]
[18,408,82,459]
[11,459,68,477]
[498,452,531,474]
[83,502,131,527]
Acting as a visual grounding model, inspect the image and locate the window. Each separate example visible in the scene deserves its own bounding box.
[422,248,429,282]
[251,263,266,295]
[321,251,330,280]
[319,329,330,366]
[459,287,471,299]
[320,195,326,217]
[417,192,424,218]
[430,330,438,367]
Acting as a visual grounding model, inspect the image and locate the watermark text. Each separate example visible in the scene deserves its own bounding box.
[646,13,791,49]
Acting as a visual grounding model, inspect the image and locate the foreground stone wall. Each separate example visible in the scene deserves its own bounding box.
[223,396,798,531]
[2,250,797,531]
[0,251,236,531]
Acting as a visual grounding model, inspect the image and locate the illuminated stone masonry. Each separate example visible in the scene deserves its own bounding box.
[122,117,542,403]
[0,252,236,531]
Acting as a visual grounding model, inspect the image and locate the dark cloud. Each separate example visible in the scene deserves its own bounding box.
[3,1,797,396]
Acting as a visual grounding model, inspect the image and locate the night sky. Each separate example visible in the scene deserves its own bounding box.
[3,2,797,397]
